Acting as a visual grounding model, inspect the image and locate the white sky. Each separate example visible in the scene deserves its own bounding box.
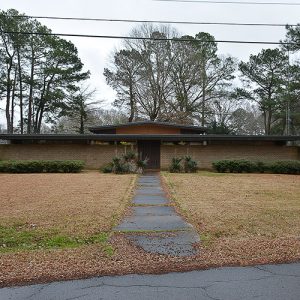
[1,0,300,125]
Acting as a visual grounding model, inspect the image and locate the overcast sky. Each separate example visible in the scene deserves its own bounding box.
[1,0,300,124]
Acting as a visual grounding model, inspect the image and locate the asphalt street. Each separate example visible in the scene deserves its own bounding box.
[1,263,299,300]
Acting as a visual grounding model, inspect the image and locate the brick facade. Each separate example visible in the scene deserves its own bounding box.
[0,144,134,169]
[160,141,300,170]
[0,141,299,170]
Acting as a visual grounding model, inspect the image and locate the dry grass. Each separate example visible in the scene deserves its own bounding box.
[1,171,300,287]
[0,172,136,236]
[163,172,300,239]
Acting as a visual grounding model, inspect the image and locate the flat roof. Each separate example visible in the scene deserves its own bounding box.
[0,134,299,142]
[89,121,207,133]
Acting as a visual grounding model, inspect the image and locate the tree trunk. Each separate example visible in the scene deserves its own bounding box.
[27,49,35,134]
[11,69,17,132]
[201,66,207,127]
[128,80,135,122]
[201,92,206,127]
[80,114,84,134]
[17,49,24,134]
[6,61,13,133]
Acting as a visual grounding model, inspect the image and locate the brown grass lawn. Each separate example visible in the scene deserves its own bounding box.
[163,172,300,240]
[1,171,300,287]
[0,172,136,236]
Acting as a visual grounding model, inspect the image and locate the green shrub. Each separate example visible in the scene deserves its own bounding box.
[268,160,300,175]
[212,160,228,173]
[102,153,148,174]
[183,156,198,173]
[123,151,137,162]
[0,160,84,173]
[102,163,114,173]
[254,161,266,173]
[212,159,300,175]
[213,160,256,173]
[169,157,183,173]
[136,158,149,173]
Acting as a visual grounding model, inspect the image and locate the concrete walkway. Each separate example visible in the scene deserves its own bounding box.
[114,173,200,256]
[1,263,299,299]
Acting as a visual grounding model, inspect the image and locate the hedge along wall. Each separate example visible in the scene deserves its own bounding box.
[0,143,137,169]
[160,141,300,170]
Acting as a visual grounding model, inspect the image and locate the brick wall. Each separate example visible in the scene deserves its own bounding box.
[0,144,133,169]
[160,141,300,170]
[0,141,298,170]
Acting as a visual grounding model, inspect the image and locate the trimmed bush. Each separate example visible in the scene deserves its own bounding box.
[183,156,198,173]
[268,160,300,175]
[213,160,257,173]
[102,162,114,173]
[169,156,198,173]
[212,159,300,175]
[0,160,84,173]
[169,157,183,173]
[102,153,148,174]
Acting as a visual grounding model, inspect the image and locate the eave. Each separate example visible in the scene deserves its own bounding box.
[0,134,300,142]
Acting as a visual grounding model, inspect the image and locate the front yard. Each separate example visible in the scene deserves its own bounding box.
[0,171,299,287]
[163,172,300,264]
[163,172,300,240]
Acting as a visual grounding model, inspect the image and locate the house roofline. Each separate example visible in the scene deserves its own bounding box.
[0,134,299,142]
[88,121,207,132]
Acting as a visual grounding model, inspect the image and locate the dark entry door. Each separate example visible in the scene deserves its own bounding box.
[138,141,160,169]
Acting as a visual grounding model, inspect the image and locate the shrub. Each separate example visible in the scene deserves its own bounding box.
[183,156,198,173]
[254,161,266,173]
[123,151,137,162]
[268,160,300,175]
[212,160,228,173]
[213,160,257,173]
[169,157,183,173]
[136,158,149,174]
[102,153,148,174]
[102,163,113,173]
[0,160,84,173]
[212,159,300,175]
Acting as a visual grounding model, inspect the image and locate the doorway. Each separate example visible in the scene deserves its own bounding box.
[137,141,160,170]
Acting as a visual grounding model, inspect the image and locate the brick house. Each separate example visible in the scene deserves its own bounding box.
[0,121,299,170]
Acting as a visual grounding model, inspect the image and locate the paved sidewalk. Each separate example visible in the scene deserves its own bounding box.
[114,173,200,256]
[1,263,299,300]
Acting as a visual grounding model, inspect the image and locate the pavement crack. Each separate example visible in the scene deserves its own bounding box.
[254,265,300,278]
[24,284,50,299]
[201,285,222,300]
[65,294,89,300]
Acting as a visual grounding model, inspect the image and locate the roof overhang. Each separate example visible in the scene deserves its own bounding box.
[1,134,300,142]
[88,121,207,134]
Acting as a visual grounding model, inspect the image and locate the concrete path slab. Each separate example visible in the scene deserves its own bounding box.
[137,178,160,184]
[115,215,193,231]
[135,187,164,195]
[115,173,200,256]
[132,206,177,216]
[137,181,160,187]
[126,230,200,256]
[2,263,299,300]
[132,194,169,205]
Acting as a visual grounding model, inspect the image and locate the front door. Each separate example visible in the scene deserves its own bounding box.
[138,141,160,170]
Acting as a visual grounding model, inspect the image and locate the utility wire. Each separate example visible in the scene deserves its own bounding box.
[10,15,298,27]
[1,30,296,45]
[154,0,300,5]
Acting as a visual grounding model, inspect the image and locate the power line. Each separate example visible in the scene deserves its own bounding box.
[1,30,296,45]
[154,0,300,5]
[10,15,298,27]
